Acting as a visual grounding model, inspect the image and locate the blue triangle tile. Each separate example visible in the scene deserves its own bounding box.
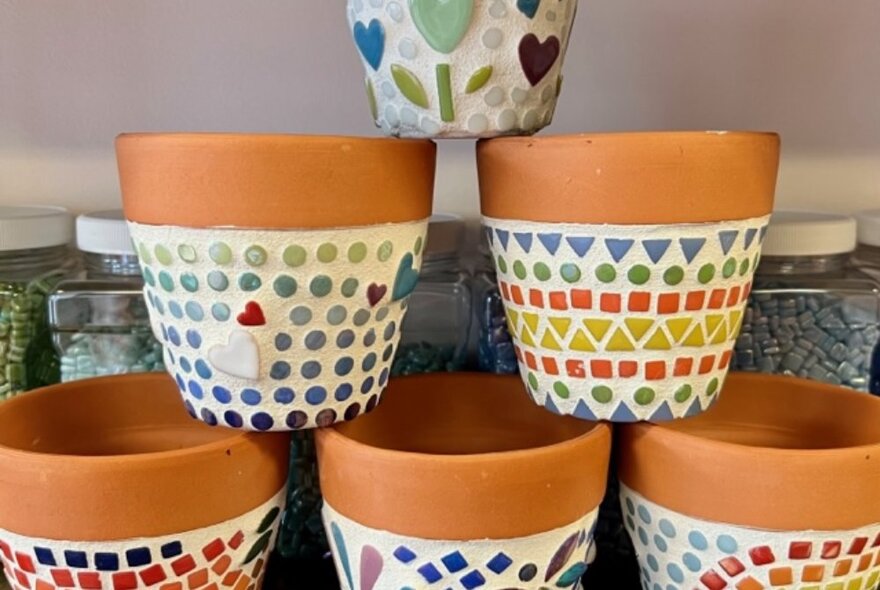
[573,400,597,420]
[679,238,706,264]
[514,232,533,253]
[544,395,562,415]
[483,226,494,246]
[537,233,562,255]
[744,227,758,250]
[609,402,639,423]
[566,236,595,258]
[684,398,703,418]
[641,239,671,264]
[759,225,769,243]
[649,401,675,422]
[718,230,739,255]
[605,239,634,263]
[495,229,510,251]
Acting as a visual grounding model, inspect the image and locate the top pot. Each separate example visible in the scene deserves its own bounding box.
[347,0,579,138]
[117,134,436,431]
[479,132,780,422]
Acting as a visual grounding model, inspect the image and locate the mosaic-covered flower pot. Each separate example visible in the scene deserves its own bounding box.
[118,133,435,431]
[316,373,611,589]
[479,132,780,422]
[0,374,290,590]
[347,0,578,138]
[619,372,880,589]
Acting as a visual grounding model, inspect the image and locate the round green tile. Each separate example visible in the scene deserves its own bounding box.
[595,264,617,283]
[273,275,297,298]
[674,384,693,403]
[560,263,581,284]
[698,264,716,284]
[245,245,268,267]
[283,245,307,268]
[533,262,551,282]
[177,244,197,263]
[722,258,737,279]
[377,241,394,262]
[591,386,613,404]
[317,243,338,263]
[154,245,173,266]
[209,242,233,265]
[341,278,359,298]
[238,273,262,292]
[310,275,333,297]
[348,242,367,263]
[664,266,684,286]
[628,265,650,285]
[634,387,656,406]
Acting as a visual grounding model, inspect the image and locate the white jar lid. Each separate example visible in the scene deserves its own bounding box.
[76,210,135,255]
[761,211,857,257]
[425,213,465,256]
[856,209,880,247]
[0,206,74,251]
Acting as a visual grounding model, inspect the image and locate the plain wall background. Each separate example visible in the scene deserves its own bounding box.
[1,0,878,218]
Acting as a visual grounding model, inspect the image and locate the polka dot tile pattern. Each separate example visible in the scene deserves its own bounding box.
[324,502,598,589]
[348,0,578,138]
[128,220,428,431]
[620,484,880,590]
[482,215,771,422]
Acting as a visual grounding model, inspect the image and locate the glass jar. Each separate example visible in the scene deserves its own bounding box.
[392,214,472,376]
[732,212,880,393]
[853,209,880,281]
[474,237,518,374]
[0,206,75,399]
[47,211,164,382]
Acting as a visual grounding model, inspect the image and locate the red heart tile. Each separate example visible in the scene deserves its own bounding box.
[237,301,266,326]
[519,33,561,86]
[367,283,387,307]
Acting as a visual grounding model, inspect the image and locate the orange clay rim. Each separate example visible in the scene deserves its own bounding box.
[117,133,436,229]
[316,373,612,540]
[0,373,289,540]
[478,131,780,224]
[618,372,880,531]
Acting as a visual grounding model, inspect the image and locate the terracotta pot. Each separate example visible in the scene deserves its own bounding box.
[618,372,880,589]
[478,132,780,422]
[117,133,436,431]
[0,374,289,590]
[347,0,578,138]
[316,373,610,589]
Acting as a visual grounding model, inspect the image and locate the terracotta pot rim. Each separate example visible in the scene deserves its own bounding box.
[476,129,780,145]
[117,131,434,147]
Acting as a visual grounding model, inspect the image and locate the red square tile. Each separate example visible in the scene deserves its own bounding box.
[187,570,208,590]
[171,556,196,577]
[228,532,244,551]
[524,351,538,370]
[742,282,752,301]
[510,285,524,305]
[529,289,544,308]
[699,570,727,590]
[15,568,31,589]
[618,361,638,378]
[685,291,706,311]
[0,541,11,561]
[570,290,592,309]
[499,281,510,301]
[628,292,650,312]
[699,355,716,375]
[645,361,666,380]
[77,572,102,590]
[872,532,880,547]
[15,554,35,574]
[599,293,621,313]
[160,584,182,590]
[674,357,694,376]
[822,541,842,559]
[727,286,741,307]
[541,357,559,376]
[514,346,523,362]
[749,546,775,566]
[788,541,812,559]
[848,537,869,555]
[112,572,137,590]
[708,289,727,309]
[139,565,167,587]
[718,350,732,369]
[50,570,74,588]
[566,360,586,378]
[719,557,745,576]
[549,292,568,310]
[657,293,680,314]
[590,360,613,378]
[222,571,241,588]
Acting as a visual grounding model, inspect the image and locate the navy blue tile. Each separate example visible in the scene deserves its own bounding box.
[440,551,468,573]
[33,547,56,566]
[486,552,513,574]
[94,553,119,571]
[460,570,487,589]
[64,550,88,569]
[417,563,443,584]
[393,546,417,564]
[160,542,182,559]
[125,547,152,567]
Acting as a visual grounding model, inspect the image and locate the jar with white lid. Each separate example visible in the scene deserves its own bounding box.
[0,206,76,398]
[47,210,164,382]
[731,211,880,393]
[853,208,880,280]
[391,214,472,375]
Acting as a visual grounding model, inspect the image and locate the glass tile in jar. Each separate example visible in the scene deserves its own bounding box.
[731,211,880,393]
[474,232,518,374]
[48,211,163,382]
[392,214,472,376]
[854,208,880,281]
[0,206,75,398]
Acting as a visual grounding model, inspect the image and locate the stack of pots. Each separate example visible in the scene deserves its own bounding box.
[2,4,879,590]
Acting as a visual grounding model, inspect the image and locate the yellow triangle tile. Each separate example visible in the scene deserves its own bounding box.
[506,309,520,328]
[665,318,693,343]
[728,309,744,334]
[682,324,705,348]
[569,329,596,352]
[624,318,655,342]
[522,312,539,335]
[520,326,536,347]
[549,317,572,339]
[583,318,613,342]
[540,329,563,351]
[644,328,672,351]
[705,314,725,338]
[710,321,728,345]
[606,328,636,352]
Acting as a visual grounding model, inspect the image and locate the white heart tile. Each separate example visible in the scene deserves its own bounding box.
[208,330,260,380]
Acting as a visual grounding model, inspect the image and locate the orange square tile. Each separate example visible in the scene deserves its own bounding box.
[618,361,638,378]
[685,291,706,310]
[251,560,264,579]
[727,286,742,307]
[541,357,559,376]
[524,351,538,370]
[590,360,613,378]
[736,577,765,590]
[187,570,209,590]
[768,567,793,585]
[510,285,524,305]
[718,350,733,369]
[566,360,586,378]
[628,292,651,312]
[161,584,183,590]
[801,564,824,582]
[34,580,53,590]
[201,585,218,590]
[834,559,853,576]
[212,556,232,576]
[708,289,727,309]
[529,289,544,308]
[875,550,880,566]
[549,292,568,310]
[674,357,694,376]
[570,289,592,309]
[657,293,680,314]
[645,361,666,380]
[858,553,873,571]
[699,355,716,374]
[232,576,249,590]
[741,281,752,301]
[221,571,241,588]
[600,293,621,313]
[499,281,510,301]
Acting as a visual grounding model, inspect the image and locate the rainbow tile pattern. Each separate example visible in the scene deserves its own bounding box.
[620,484,880,590]
[323,503,596,589]
[482,215,770,422]
[0,490,284,590]
[127,220,428,431]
